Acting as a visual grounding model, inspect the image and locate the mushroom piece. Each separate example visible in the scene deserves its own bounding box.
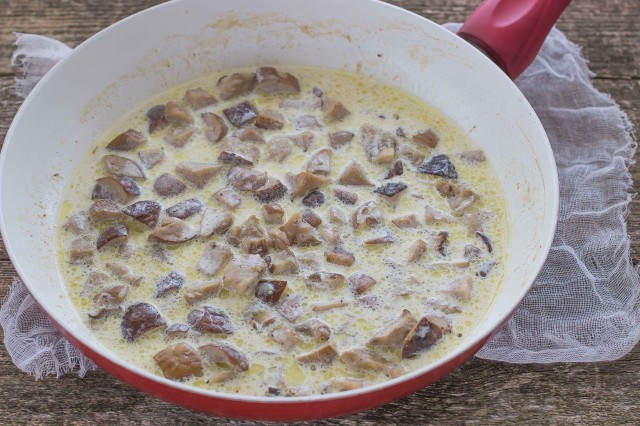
[164,323,191,341]
[88,292,122,319]
[329,206,348,225]
[369,309,418,347]
[384,160,404,180]
[187,306,235,334]
[106,129,146,151]
[324,246,355,267]
[200,208,234,236]
[340,348,402,378]
[348,272,377,295]
[328,131,354,149]
[154,342,203,381]
[218,138,261,165]
[254,279,288,305]
[476,231,493,253]
[226,215,265,246]
[418,154,458,179]
[352,201,385,230]
[333,187,358,205]
[458,150,486,163]
[166,198,204,219]
[234,127,265,143]
[184,87,216,110]
[408,239,427,262]
[279,98,322,109]
[295,115,323,130]
[97,223,128,250]
[373,182,407,197]
[262,203,285,224]
[298,341,339,364]
[427,299,462,314]
[312,299,349,312]
[306,148,333,176]
[302,191,325,208]
[212,187,242,210]
[287,171,331,200]
[265,136,293,162]
[255,109,285,130]
[69,235,94,264]
[227,167,267,192]
[164,125,197,147]
[306,272,345,290]
[201,112,228,143]
[288,131,315,151]
[183,280,223,304]
[336,161,374,186]
[435,231,449,256]
[146,105,168,133]
[200,343,250,372]
[223,101,258,127]
[106,262,143,286]
[330,378,366,392]
[222,254,268,293]
[318,223,340,245]
[196,243,233,276]
[122,200,162,228]
[301,209,322,228]
[153,173,187,197]
[477,260,497,278]
[148,217,197,244]
[265,249,299,275]
[279,212,322,246]
[425,203,455,224]
[295,318,332,342]
[121,302,166,342]
[89,199,123,222]
[361,124,397,164]
[443,275,473,300]
[269,326,304,351]
[464,244,482,261]
[256,66,300,94]
[138,148,165,169]
[155,271,186,298]
[412,129,439,148]
[175,161,223,189]
[465,212,483,234]
[391,214,420,229]
[63,213,89,234]
[254,177,287,203]
[275,294,303,322]
[217,72,256,100]
[243,302,277,329]
[165,101,193,124]
[402,316,451,359]
[103,155,146,180]
[268,228,292,250]
[322,97,350,123]
[398,144,425,166]
[92,176,140,204]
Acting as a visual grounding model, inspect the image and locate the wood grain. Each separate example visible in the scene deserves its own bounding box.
[0,0,639,424]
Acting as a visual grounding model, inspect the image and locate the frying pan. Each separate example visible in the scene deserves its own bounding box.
[0,0,565,420]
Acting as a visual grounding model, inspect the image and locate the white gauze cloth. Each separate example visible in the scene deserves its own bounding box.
[1,27,638,379]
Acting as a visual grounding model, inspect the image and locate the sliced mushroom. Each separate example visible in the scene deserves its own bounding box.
[165,198,204,219]
[146,105,168,133]
[89,199,123,222]
[458,149,486,163]
[187,305,235,334]
[106,262,143,286]
[183,280,223,304]
[294,115,323,130]
[268,228,291,250]
[102,284,128,302]
[329,131,354,149]
[324,246,355,266]
[262,203,285,224]
[477,260,497,278]
[164,125,197,147]
[83,272,109,293]
[288,131,315,151]
[412,129,439,148]
[184,87,216,110]
[312,299,349,312]
[165,101,193,124]
[223,101,258,127]
[63,213,88,234]
[476,231,493,253]
[397,144,424,166]
[369,309,417,347]
[322,97,350,123]
[103,155,146,180]
[164,323,191,341]
[255,109,285,130]
[402,316,451,359]
[443,275,473,300]
[256,67,300,94]
[269,325,304,351]
[122,200,162,228]
[301,190,325,208]
[318,223,340,245]
[227,167,267,192]
[265,136,293,162]
[153,342,203,380]
[212,187,242,210]
[425,203,455,224]
[196,242,233,276]
[333,187,358,205]
[336,161,374,186]
[217,72,256,100]
[428,260,470,270]
[222,254,268,293]
[92,176,140,204]
[301,209,322,228]
[352,201,385,230]
[201,112,228,142]
[200,208,234,236]
[88,292,122,319]
[254,177,287,203]
[327,207,347,225]
[348,272,377,294]
[154,173,187,197]
[234,127,265,143]
[340,348,402,378]
[407,239,427,262]
[306,272,345,290]
[97,223,128,250]
[306,148,333,176]
[298,341,339,364]
[218,137,261,165]
[138,148,165,169]
[148,217,197,244]
[106,129,146,151]
[361,124,396,164]
[295,318,332,342]
[265,249,299,275]
[435,231,448,256]
[155,271,186,298]
[279,212,322,246]
[243,302,277,329]
[200,343,250,372]
[418,154,458,179]
[226,215,265,246]
[464,244,482,261]
[384,160,404,180]
[174,161,223,189]
[373,182,407,197]
[391,214,420,229]
[275,294,303,322]
[364,230,396,245]
[121,302,166,341]
[254,279,288,305]
[427,299,462,314]
[287,171,330,200]
[330,378,366,392]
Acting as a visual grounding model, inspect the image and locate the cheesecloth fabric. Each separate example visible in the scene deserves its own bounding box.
[1,27,638,379]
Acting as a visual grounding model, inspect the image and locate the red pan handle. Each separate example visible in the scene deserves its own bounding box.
[458,0,572,80]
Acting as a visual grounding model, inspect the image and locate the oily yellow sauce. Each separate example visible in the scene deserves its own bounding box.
[57,66,509,396]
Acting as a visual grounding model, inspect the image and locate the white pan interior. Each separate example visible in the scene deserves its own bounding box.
[0,0,558,400]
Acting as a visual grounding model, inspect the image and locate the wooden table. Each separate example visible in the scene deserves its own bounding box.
[1,0,638,423]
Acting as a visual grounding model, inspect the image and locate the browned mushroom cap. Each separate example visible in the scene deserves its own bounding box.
[200,207,234,236]
[294,115,323,130]
[148,217,197,244]
[333,187,358,205]
[196,242,233,276]
[184,87,216,110]
[154,342,203,380]
[408,239,427,262]
[103,155,146,180]
[122,200,162,228]
[269,325,304,352]
[88,292,122,319]
[106,262,143,286]
[175,161,223,189]
[138,148,165,169]
[302,191,325,208]
[106,129,146,151]
[435,231,448,256]
[301,209,322,228]
[288,131,315,151]
[218,138,261,165]
[254,279,287,305]
[121,302,166,341]
[165,101,193,124]
[295,318,332,341]
[226,167,267,192]
[348,272,377,295]
[183,280,223,304]
[199,343,250,371]
[306,271,345,290]
[306,148,333,176]
[412,129,439,148]
[265,136,292,162]
[262,203,285,224]
[92,176,141,204]
[391,214,420,229]
[146,105,168,133]
[402,316,451,359]
[89,199,123,222]
[187,305,235,334]
[275,294,303,322]
[164,125,197,147]
[279,212,322,246]
[97,223,128,250]
[369,309,417,347]
[352,201,385,230]
[155,271,186,298]
[166,198,204,219]
[425,203,455,224]
[298,341,339,364]
[384,160,404,180]
[336,161,374,186]
[329,131,355,149]
[153,173,187,197]
[265,249,299,275]
[373,182,407,197]
[361,125,397,164]
[322,97,350,123]
[212,187,242,210]
[217,72,256,100]
[256,67,300,94]
[223,101,258,127]
[201,112,228,143]
[164,323,191,341]
[255,109,285,130]
[222,254,268,293]
[325,247,355,267]
[443,275,473,300]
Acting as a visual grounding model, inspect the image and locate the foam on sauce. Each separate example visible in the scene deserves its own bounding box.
[57,66,509,396]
